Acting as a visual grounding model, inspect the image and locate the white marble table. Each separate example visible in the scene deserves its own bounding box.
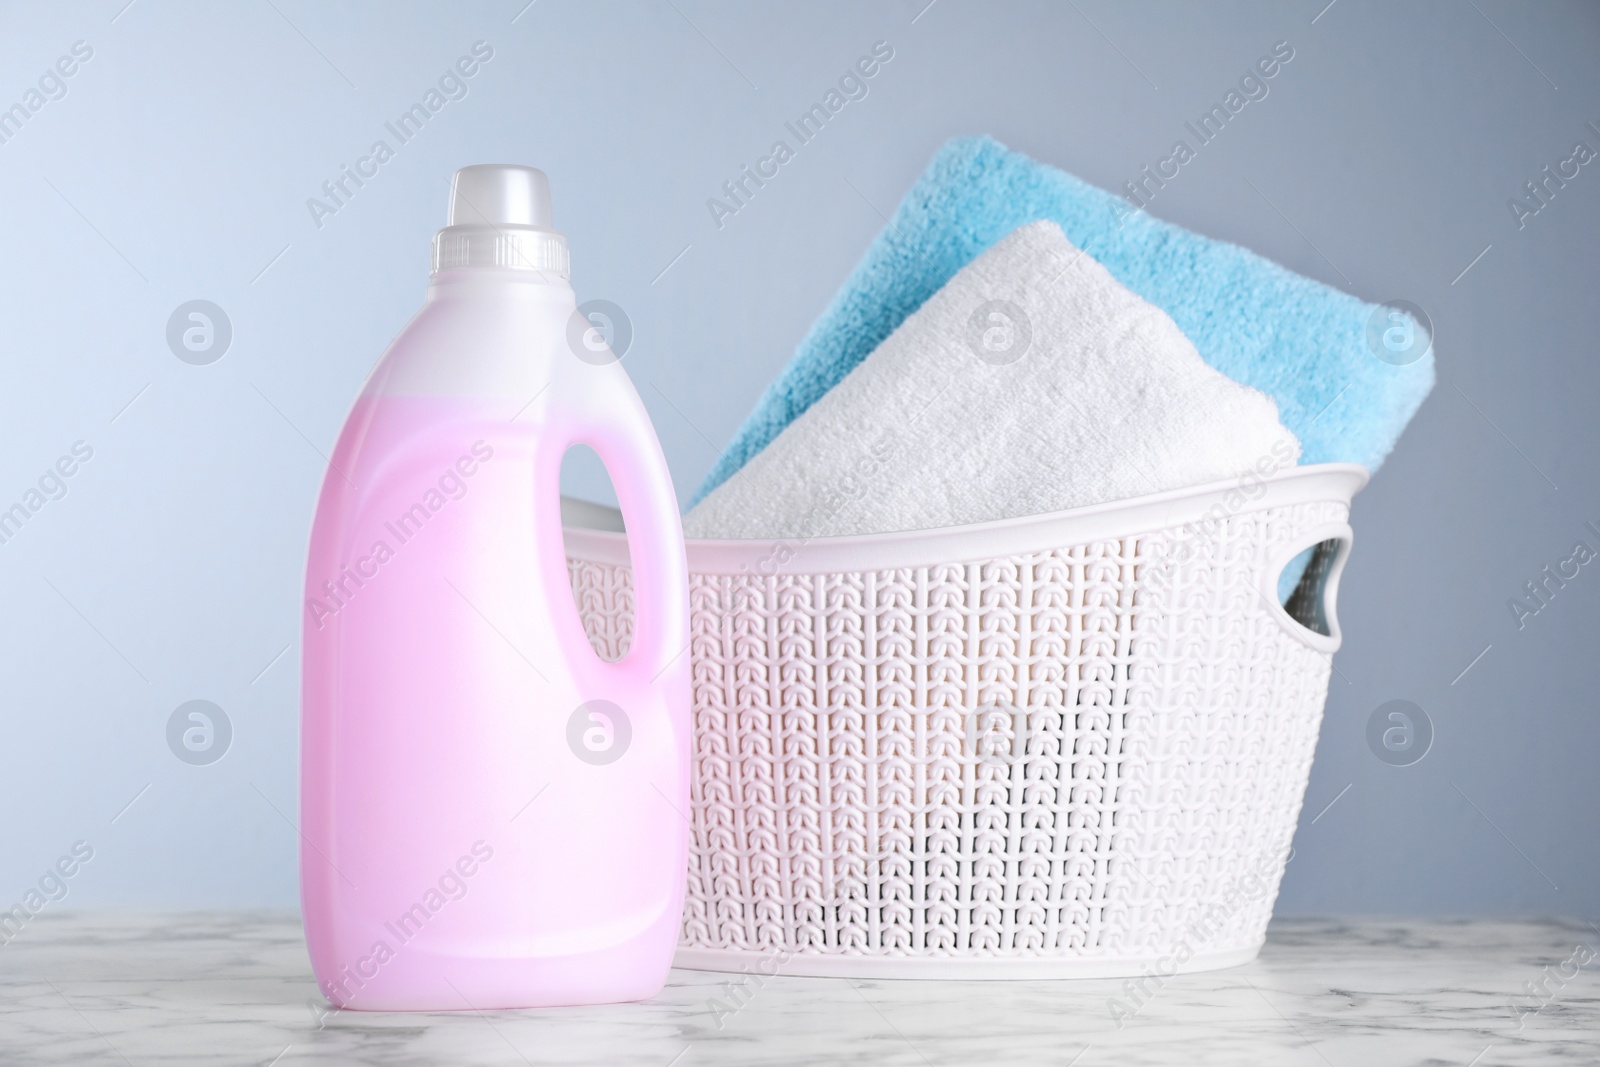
[1,913,1596,1065]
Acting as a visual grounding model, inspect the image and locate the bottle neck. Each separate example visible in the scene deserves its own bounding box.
[426,266,575,299]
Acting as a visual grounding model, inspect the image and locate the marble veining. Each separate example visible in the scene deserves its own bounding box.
[1,913,1596,1065]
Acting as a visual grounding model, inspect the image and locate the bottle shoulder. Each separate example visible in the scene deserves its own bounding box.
[364,278,582,403]
[353,279,646,435]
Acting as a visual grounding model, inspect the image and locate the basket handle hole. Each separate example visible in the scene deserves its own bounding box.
[1280,537,1344,636]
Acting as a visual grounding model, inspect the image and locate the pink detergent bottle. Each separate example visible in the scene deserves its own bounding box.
[300,165,690,1011]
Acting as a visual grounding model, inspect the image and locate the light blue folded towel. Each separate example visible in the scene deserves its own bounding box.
[695,135,1434,508]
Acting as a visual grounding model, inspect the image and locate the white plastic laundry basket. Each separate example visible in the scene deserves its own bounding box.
[564,463,1367,979]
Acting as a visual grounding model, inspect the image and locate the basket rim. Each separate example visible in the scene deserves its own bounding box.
[565,462,1369,575]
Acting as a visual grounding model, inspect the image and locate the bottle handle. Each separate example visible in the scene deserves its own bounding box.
[547,388,689,685]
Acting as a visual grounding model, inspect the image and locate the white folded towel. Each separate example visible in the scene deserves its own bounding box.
[684,220,1299,541]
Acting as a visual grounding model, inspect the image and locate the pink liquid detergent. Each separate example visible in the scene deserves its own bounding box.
[301,167,689,1010]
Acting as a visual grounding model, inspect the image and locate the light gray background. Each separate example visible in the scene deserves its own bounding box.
[0,1,1594,915]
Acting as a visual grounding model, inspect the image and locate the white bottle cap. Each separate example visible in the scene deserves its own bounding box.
[431,164,571,277]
